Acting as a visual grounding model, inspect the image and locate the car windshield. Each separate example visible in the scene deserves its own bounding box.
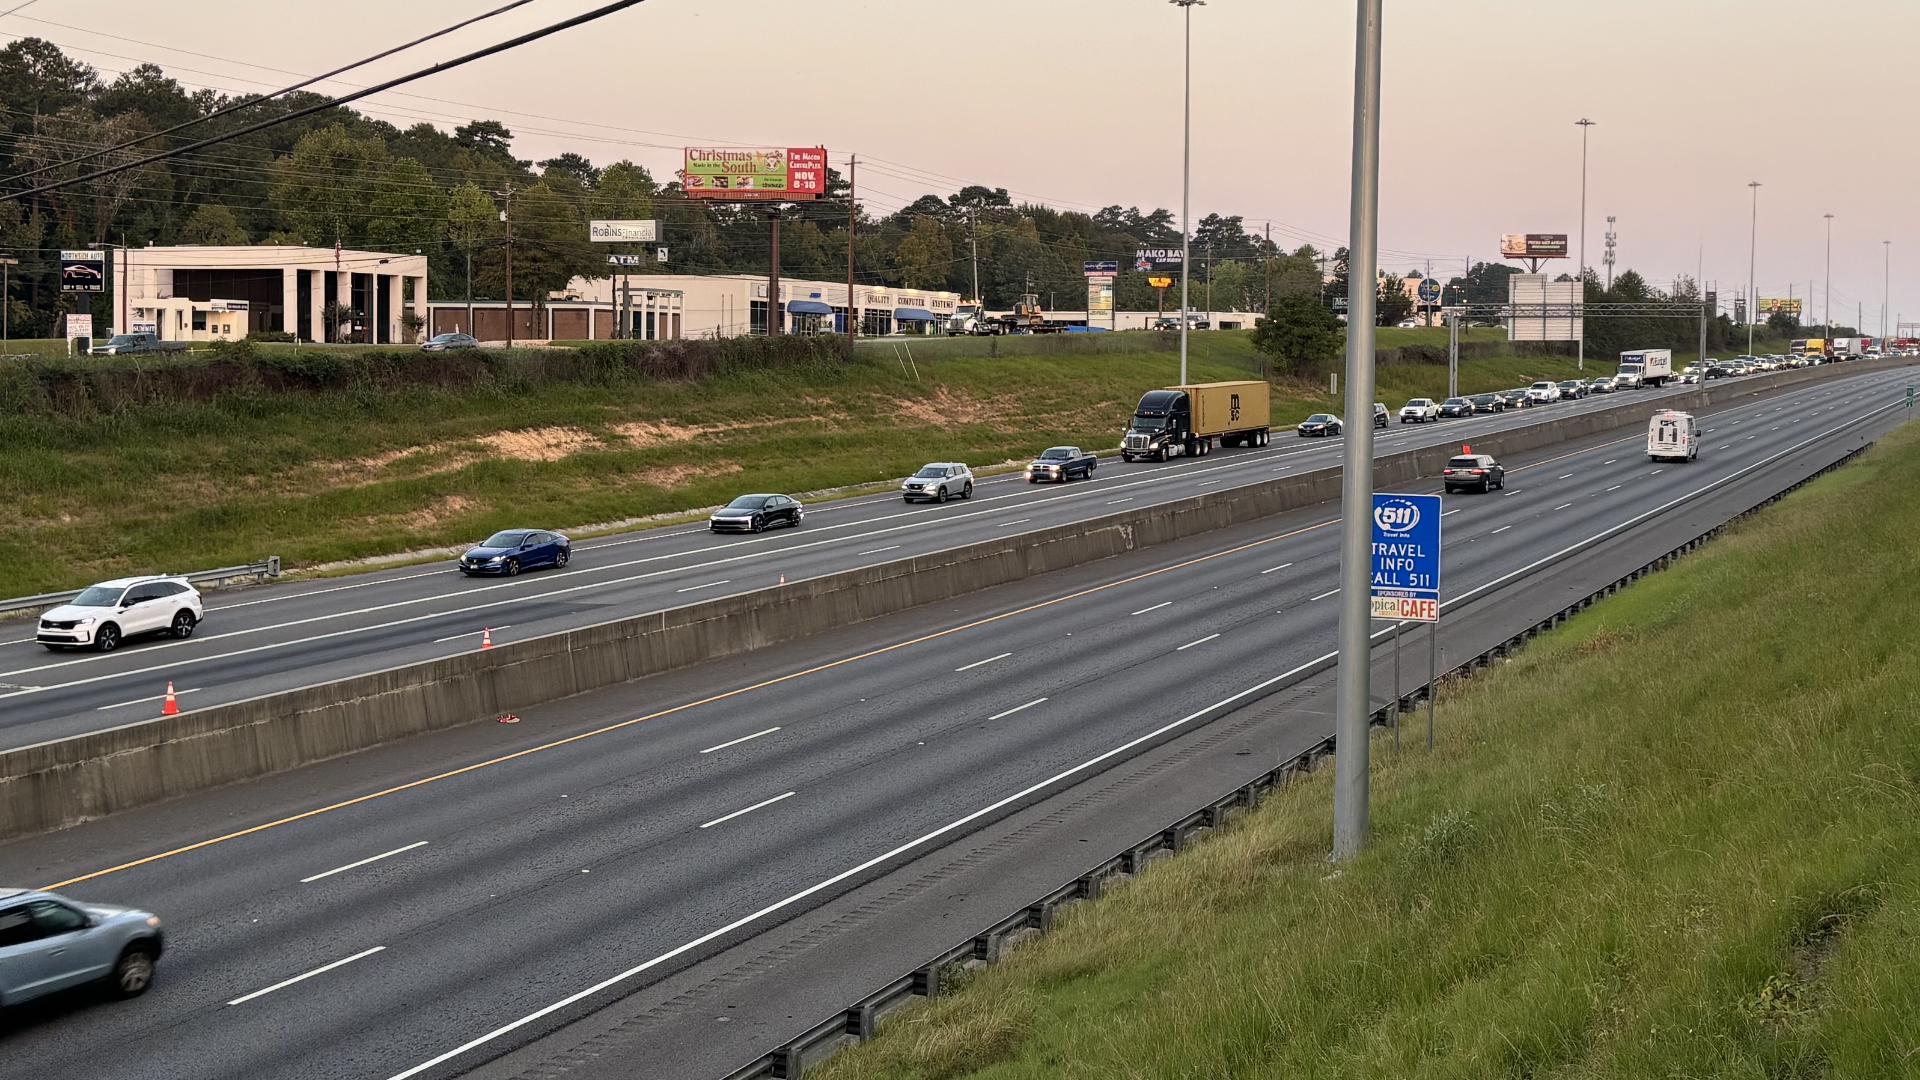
[1129,416,1171,433]
[1531,382,1553,390]
[1040,449,1073,460]
[70,585,125,607]
[1406,399,1431,407]
[107,335,141,346]
[1305,414,1334,423]
[429,334,462,343]
[481,530,531,548]
[1471,394,1495,403]
[725,496,770,510]
[913,466,947,478]
[1444,398,1468,406]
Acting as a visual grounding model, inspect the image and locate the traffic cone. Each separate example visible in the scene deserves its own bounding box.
[161,682,179,716]
[1462,443,1471,454]
[481,627,493,649]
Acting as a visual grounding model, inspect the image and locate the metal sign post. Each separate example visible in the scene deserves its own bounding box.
[1391,619,1401,752]
[1370,491,1443,760]
[1428,618,1438,750]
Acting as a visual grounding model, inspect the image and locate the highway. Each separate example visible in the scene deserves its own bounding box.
[0,365,1910,1080]
[0,366,1893,749]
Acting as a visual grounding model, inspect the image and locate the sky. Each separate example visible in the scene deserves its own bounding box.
[11,0,1919,334]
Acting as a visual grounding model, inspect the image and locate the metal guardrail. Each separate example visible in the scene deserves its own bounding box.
[0,557,280,616]
[724,432,1882,1080]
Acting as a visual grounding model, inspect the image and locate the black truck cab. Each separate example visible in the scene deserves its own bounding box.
[1122,390,1192,462]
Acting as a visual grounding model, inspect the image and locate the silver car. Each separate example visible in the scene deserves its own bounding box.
[902,462,974,503]
[0,888,164,1007]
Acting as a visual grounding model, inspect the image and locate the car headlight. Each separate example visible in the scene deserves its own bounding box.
[75,616,97,626]
[487,556,505,563]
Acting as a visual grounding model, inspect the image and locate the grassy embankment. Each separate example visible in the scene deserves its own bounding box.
[814,419,1920,1080]
[0,328,1786,597]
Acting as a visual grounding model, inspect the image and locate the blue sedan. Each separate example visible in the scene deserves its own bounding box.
[459,529,571,576]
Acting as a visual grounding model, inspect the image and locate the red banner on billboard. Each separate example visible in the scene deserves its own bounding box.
[683,147,827,201]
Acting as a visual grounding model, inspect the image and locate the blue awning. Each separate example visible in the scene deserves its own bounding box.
[787,300,833,316]
[894,307,938,322]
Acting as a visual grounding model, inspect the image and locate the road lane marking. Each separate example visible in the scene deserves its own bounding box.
[1441,509,1462,517]
[1603,459,1616,465]
[1553,503,1573,510]
[1650,469,1663,475]
[954,653,1012,672]
[1502,488,1521,496]
[988,698,1048,721]
[1175,633,1220,651]
[94,687,200,711]
[698,791,794,829]
[994,519,1032,528]
[1106,497,1135,505]
[1198,479,1221,487]
[854,546,900,556]
[1309,588,1340,601]
[431,626,512,643]
[1606,485,1622,492]
[1130,601,1172,616]
[1259,562,1293,575]
[675,580,732,593]
[698,727,781,755]
[1746,435,1758,440]
[300,842,428,884]
[227,947,386,1006]
[1491,525,1513,535]
[1557,473,1574,479]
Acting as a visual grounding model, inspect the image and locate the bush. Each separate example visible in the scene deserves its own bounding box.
[246,330,296,343]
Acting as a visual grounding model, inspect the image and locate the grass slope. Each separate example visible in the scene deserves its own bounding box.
[2,329,1785,596]
[814,419,1920,1080]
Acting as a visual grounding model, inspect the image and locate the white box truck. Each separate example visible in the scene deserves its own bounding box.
[1647,409,1698,462]
[1616,349,1673,389]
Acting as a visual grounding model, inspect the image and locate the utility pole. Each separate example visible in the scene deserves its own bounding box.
[1332,0,1383,863]
[847,154,858,351]
[1264,221,1272,314]
[1824,213,1834,337]
[0,255,14,344]
[1883,240,1892,344]
[1575,117,1595,372]
[969,203,981,304]
[1745,180,1760,358]
[500,184,515,348]
[1172,0,1204,386]
[1603,215,1617,291]
[1204,238,1213,325]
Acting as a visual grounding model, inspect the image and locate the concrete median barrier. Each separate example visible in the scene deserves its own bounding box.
[0,359,1905,840]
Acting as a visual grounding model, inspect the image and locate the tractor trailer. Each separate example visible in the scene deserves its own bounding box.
[1120,380,1272,461]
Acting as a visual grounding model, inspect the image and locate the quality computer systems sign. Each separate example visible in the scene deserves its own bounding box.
[1370,492,1442,622]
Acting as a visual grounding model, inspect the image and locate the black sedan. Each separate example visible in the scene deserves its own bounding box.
[1469,392,1506,414]
[421,332,479,351]
[709,494,804,533]
[1499,388,1532,409]
[459,529,570,576]
[1438,397,1474,418]
[1297,413,1342,437]
[1442,453,1506,493]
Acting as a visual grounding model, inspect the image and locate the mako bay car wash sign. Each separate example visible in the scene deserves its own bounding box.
[1370,493,1441,622]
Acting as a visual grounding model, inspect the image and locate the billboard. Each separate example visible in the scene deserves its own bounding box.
[1757,297,1802,320]
[1082,260,1119,275]
[1133,247,1183,271]
[1087,278,1114,318]
[590,220,661,243]
[1499,233,1569,259]
[61,249,105,292]
[682,147,827,201]
[1506,274,1582,343]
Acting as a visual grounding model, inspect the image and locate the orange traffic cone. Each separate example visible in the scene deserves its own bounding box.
[1462,443,1471,454]
[481,627,493,649]
[161,682,179,716]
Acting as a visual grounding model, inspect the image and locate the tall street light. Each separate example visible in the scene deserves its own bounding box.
[1172,0,1204,386]
[1883,240,1892,344]
[1824,213,1834,337]
[1746,181,1760,358]
[1575,118,1595,371]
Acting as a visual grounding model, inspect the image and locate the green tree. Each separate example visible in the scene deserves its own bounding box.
[270,123,390,248]
[177,203,249,245]
[1376,275,1415,325]
[366,157,444,251]
[1253,294,1345,376]
[445,181,499,302]
[894,216,952,290]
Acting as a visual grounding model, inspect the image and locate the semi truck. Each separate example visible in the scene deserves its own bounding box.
[945,301,999,336]
[1831,337,1870,360]
[1120,380,1272,461]
[1615,348,1672,388]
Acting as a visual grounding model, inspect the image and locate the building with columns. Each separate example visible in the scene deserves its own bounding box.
[114,245,428,344]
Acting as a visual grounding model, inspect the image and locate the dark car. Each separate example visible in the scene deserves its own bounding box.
[1442,453,1505,493]
[1027,446,1097,483]
[1499,388,1532,409]
[1296,413,1342,437]
[1557,379,1589,399]
[460,529,571,576]
[1438,397,1474,418]
[1469,392,1506,414]
[421,332,479,352]
[708,494,804,533]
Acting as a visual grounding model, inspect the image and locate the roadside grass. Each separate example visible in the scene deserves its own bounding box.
[813,418,1920,1080]
[0,330,1781,596]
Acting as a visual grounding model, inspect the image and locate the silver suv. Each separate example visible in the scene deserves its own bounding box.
[0,888,164,1007]
[902,462,974,503]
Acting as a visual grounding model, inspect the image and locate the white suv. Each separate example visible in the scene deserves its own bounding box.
[1398,398,1440,423]
[1525,381,1562,405]
[36,576,203,652]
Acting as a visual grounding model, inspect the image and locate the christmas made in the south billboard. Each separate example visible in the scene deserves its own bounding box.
[682,147,827,201]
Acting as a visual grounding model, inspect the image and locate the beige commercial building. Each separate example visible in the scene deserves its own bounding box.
[557,274,961,339]
[114,244,428,344]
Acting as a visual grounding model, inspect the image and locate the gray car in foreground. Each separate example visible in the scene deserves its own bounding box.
[0,888,164,1008]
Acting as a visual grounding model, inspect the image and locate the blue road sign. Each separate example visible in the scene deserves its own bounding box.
[1417,277,1442,303]
[1370,492,1442,621]
[1082,260,1120,275]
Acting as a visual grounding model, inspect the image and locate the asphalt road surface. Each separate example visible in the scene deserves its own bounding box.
[0,365,1909,1080]
[0,367,1899,749]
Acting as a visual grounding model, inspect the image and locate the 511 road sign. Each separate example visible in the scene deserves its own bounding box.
[1370,492,1441,622]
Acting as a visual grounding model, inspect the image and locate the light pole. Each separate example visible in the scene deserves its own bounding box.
[1883,240,1891,345]
[1575,118,1594,372]
[1172,0,1204,386]
[1745,181,1760,358]
[1824,213,1834,338]
[1332,0,1383,862]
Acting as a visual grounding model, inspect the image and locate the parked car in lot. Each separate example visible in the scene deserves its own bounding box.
[420,332,479,352]
[1027,446,1097,482]
[1469,392,1507,414]
[1525,381,1562,405]
[709,494,804,532]
[1399,398,1440,423]
[902,462,973,502]
[1296,412,1342,437]
[459,529,571,575]
[1442,453,1506,493]
[1557,379,1589,399]
[1438,397,1474,418]
[0,888,164,1007]
[36,576,202,652]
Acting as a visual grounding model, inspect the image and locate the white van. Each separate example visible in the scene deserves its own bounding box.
[1647,410,1698,462]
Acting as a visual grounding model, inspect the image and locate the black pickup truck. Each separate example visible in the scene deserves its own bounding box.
[1026,445,1098,483]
